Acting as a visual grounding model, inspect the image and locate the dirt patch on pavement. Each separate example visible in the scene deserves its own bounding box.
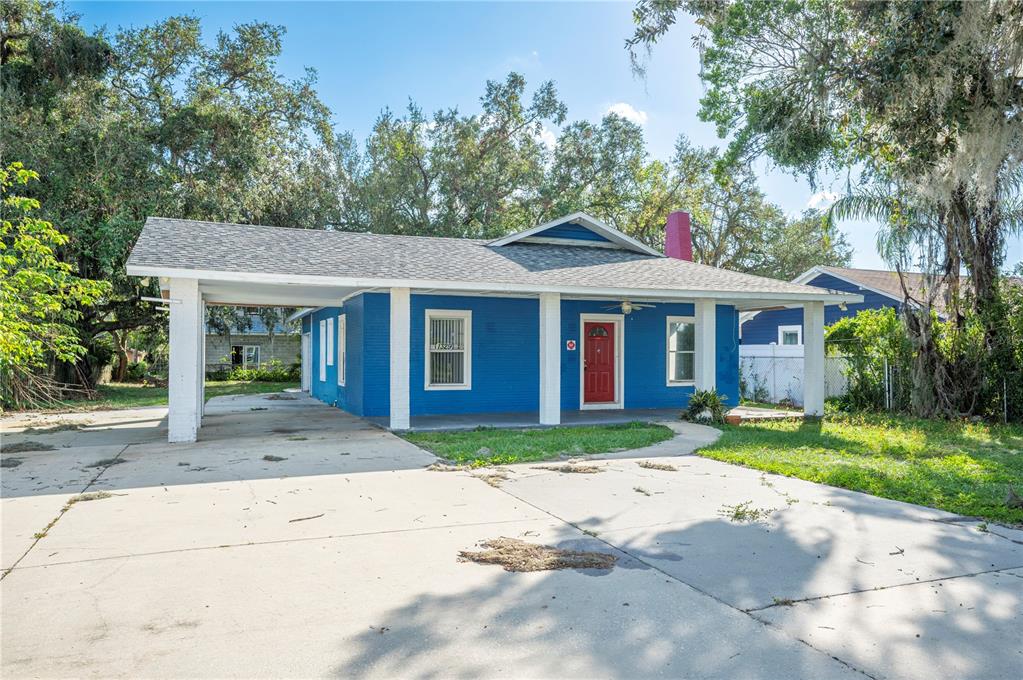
[459,537,617,572]
[637,460,678,472]
[532,463,603,474]
[4,441,55,454]
[23,422,86,435]
[263,455,287,462]
[265,395,297,401]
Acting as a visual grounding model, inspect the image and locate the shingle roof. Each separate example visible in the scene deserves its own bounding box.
[814,266,1022,316]
[127,216,855,301]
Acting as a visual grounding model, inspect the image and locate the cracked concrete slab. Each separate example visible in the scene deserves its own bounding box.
[499,458,1023,611]
[755,569,1023,680]
[1,520,859,679]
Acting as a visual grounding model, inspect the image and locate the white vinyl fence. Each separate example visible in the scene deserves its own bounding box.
[739,345,849,405]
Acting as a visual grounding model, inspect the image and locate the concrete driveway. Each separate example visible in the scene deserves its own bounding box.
[2,395,1021,679]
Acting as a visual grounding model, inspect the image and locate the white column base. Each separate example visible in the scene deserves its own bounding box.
[803,301,825,417]
[539,292,561,425]
[389,287,411,430]
[695,299,717,392]
[168,278,202,443]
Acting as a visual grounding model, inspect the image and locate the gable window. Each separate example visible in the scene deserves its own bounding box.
[666,316,695,384]
[318,319,326,381]
[337,315,346,387]
[425,309,471,390]
[326,316,334,366]
[778,325,802,346]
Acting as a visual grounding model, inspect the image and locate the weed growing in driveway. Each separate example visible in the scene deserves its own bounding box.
[637,460,678,471]
[458,537,617,572]
[719,500,775,524]
[4,441,55,454]
[23,422,86,434]
[772,597,796,607]
[86,458,125,468]
[532,463,603,474]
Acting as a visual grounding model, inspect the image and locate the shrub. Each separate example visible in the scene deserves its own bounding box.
[683,389,727,424]
[125,360,148,382]
[224,359,299,382]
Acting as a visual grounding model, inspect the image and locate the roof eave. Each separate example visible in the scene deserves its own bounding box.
[127,264,863,307]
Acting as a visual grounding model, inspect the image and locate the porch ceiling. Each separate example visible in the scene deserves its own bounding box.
[189,280,362,307]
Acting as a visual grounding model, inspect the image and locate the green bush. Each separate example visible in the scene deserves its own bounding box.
[826,308,912,412]
[125,360,148,382]
[221,359,299,382]
[683,389,727,424]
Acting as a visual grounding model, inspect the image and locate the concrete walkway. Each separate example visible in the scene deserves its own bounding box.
[2,397,1021,678]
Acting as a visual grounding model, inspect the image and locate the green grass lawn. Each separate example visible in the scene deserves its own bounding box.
[698,414,1023,525]
[404,421,675,467]
[39,381,299,412]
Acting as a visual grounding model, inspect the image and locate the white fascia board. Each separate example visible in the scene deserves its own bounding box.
[130,264,863,306]
[487,211,663,257]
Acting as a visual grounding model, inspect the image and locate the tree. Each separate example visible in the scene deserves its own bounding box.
[342,73,566,238]
[0,163,107,407]
[2,2,347,387]
[629,0,1023,418]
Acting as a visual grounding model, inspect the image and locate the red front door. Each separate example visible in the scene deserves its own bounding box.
[583,322,615,403]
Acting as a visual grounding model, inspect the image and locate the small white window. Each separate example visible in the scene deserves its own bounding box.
[318,319,326,381]
[326,316,334,366]
[337,315,346,386]
[778,325,802,346]
[666,316,696,385]
[425,309,471,390]
[243,345,260,367]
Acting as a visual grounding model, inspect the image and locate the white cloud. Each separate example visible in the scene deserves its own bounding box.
[537,126,557,149]
[606,102,648,126]
[807,190,839,210]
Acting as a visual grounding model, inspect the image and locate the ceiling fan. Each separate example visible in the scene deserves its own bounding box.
[603,300,656,315]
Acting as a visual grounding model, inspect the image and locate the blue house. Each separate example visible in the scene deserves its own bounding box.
[126,212,859,442]
[739,266,946,347]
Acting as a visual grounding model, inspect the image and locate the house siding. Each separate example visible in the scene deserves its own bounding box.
[411,295,540,416]
[741,272,901,344]
[306,293,741,419]
[560,301,739,411]
[204,333,300,370]
[534,222,611,242]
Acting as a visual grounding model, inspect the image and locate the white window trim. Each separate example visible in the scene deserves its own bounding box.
[337,314,346,386]
[665,315,696,387]
[424,309,472,391]
[326,316,334,366]
[778,324,803,346]
[318,319,326,382]
[579,313,624,410]
[242,345,260,368]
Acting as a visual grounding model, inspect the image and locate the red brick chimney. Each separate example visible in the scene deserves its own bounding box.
[665,211,692,261]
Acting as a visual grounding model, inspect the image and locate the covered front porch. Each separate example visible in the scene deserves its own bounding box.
[153,276,834,443]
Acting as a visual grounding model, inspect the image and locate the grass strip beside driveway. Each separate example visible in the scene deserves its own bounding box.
[404,421,674,466]
[40,381,300,411]
[697,414,1023,525]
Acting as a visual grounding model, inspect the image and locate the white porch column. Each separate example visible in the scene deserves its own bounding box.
[539,292,561,425]
[695,299,717,392]
[168,278,202,443]
[803,301,826,417]
[389,287,411,430]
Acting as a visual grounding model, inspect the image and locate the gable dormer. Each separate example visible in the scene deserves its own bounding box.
[488,212,662,257]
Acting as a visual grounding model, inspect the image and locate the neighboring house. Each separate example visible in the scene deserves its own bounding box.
[204,311,300,372]
[738,266,947,404]
[126,211,859,442]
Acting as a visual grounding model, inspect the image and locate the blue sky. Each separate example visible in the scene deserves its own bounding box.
[68,1,1021,272]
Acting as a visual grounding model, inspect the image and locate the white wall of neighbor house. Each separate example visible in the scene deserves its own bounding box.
[168,277,204,443]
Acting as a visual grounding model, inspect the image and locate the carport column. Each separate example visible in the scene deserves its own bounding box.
[695,298,717,392]
[389,287,411,430]
[168,278,202,443]
[803,301,826,417]
[539,292,561,425]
